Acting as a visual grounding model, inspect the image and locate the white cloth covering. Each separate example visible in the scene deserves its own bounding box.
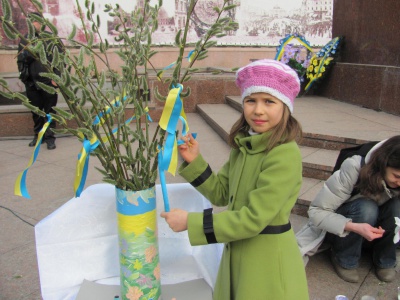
[35,183,223,300]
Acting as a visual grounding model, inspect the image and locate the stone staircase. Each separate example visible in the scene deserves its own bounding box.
[196,95,343,217]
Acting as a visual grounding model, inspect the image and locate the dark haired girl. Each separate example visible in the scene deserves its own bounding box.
[297,135,400,283]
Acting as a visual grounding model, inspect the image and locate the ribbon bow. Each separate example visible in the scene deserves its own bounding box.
[74,106,152,197]
[93,95,128,126]
[14,114,52,199]
[157,84,196,211]
[158,84,187,175]
[74,135,100,197]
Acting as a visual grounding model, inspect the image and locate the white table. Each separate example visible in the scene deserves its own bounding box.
[35,183,223,300]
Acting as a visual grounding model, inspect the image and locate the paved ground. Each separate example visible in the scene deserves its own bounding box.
[0,96,399,299]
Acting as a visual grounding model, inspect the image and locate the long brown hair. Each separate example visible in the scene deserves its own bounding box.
[358,135,400,196]
[228,105,303,152]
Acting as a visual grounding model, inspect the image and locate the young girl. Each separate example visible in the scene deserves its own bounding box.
[161,59,309,299]
[297,135,400,283]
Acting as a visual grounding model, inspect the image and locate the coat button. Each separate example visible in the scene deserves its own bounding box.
[229,196,233,203]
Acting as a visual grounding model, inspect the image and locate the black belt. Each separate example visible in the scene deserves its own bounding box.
[260,222,291,234]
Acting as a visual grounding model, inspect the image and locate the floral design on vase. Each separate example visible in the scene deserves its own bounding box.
[116,186,161,300]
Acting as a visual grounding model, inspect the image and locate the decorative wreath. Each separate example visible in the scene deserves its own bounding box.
[304,36,343,92]
[275,34,313,83]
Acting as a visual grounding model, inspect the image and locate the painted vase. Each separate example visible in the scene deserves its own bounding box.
[115,186,161,300]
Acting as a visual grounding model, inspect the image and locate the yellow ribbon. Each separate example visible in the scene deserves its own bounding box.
[74,134,100,197]
[158,84,192,212]
[158,84,188,175]
[74,106,152,197]
[14,114,52,198]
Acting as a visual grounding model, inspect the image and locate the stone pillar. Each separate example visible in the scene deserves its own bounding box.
[316,0,400,116]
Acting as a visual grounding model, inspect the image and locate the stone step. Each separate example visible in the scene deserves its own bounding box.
[225,95,242,112]
[197,103,237,144]
[301,146,337,180]
[295,177,325,217]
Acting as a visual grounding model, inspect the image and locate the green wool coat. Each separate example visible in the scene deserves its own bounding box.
[179,132,309,300]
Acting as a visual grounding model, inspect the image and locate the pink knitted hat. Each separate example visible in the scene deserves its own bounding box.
[235,59,300,113]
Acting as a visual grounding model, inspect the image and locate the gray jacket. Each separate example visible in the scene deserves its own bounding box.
[296,140,399,258]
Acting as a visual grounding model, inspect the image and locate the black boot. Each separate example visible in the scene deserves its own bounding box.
[46,140,56,150]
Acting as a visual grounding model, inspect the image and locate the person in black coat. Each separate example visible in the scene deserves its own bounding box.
[17,12,63,150]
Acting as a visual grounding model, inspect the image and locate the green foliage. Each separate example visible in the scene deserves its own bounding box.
[0,0,238,191]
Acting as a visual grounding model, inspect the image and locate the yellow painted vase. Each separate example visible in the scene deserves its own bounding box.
[116,186,161,300]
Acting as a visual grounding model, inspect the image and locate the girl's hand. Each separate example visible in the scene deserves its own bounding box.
[160,208,189,232]
[178,133,199,163]
[345,222,385,241]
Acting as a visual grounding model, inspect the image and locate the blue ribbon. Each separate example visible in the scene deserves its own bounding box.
[14,114,52,199]
[74,137,100,197]
[74,107,152,197]
[158,50,197,79]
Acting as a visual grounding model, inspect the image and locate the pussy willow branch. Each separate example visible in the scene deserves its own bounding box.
[113,2,158,180]
[173,0,198,84]
[180,1,233,83]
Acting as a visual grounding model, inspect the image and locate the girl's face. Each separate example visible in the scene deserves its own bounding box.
[384,167,400,189]
[243,92,284,134]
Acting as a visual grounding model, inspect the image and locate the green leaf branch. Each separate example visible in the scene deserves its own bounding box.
[0,0,237,191]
